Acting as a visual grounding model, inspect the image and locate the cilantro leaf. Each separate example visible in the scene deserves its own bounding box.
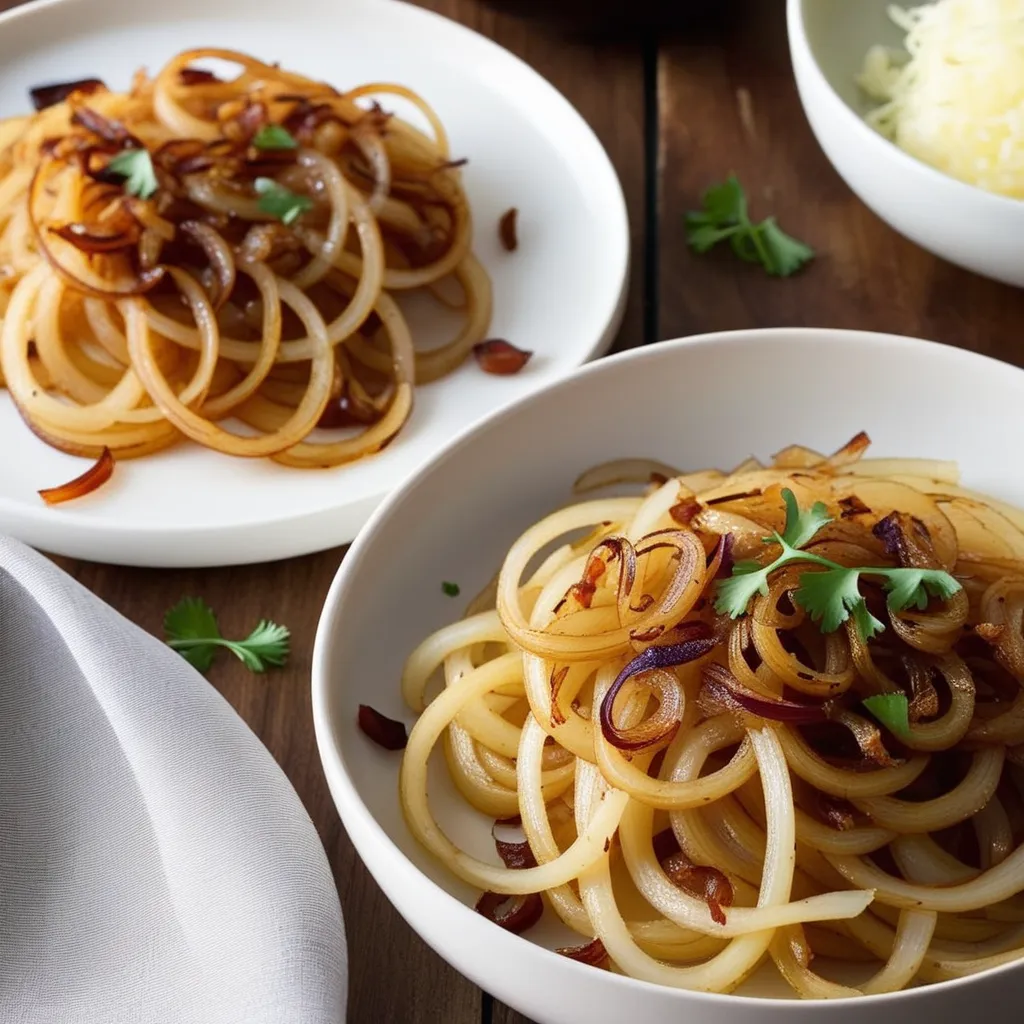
[795,568,862,633]
[252,124,298,150]
[714,569,773,619]
[442,581,460,597]
[758,217,816,277]
[106,148,158,199]
[851,599,887,642]
[862,693,911,738]
[164,597,290,674]
[780,488,833,549]
[684,175,813,278]
[883,568,963,614]
[255,177,314,225]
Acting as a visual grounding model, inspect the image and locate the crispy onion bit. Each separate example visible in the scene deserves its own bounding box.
[810,791,857,831]
[473,339,533,375]
[72,106,137,147]
[474,892,544,935]
[179,68,223,86]
[699,663,829,724]
[492,826,538,870]
[600,632,716,751]
[357,705,408,750]
[38,447,115,505]
[873,511,935,569]
[498,207,519,252]
[31,77,106,111]
[839,494,872,518]
[662,852,733,926]
[669,498,702,525]
[828,430,871,467]
[556,937,609,966]
[830,707,901,767]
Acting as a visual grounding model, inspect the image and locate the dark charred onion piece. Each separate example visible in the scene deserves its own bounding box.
[179,221,236,310]
[829,708,901,768]
[239,222,305,263]
[499,207,519,252]
[662,852,733,926]
[71,107,138,147]
[179,67,223,86]
[904,655,940,721]
[492,827,538,870]
[38,447,115,505]
[30,77,105,111]
[600,634,716,751]
[556,937,609,966]
[317,390,382,429]
[473,339,533,375]
[474,891,544,935]
[50,221,140,254]
[873,511,936,569]
[669,498,702,525]
[699,663,829,724]
[357,705,408,750]
[810,791,857,831]
[839,494,872,518]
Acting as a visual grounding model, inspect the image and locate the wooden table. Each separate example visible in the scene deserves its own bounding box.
[11,0,1024,1021]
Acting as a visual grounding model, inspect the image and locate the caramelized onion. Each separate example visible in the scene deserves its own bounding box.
[474,891,543,934]
[492,828,538,870]
[499,207,519,252]
[357,705,408,750]
[599,632,716,750]
[180,220,236,309]
[473,339,533,375]
[556,937,609,966]
[50,222,140,254]
[810,791,857,831]
[669,498,702,526]
[662,852,734,926]
[179,68,223,86]
[30,77,105,111]
[71,107,137,147]
[699,663,829,724]
[38,447,115,505]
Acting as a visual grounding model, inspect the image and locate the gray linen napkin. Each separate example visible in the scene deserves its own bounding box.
[0,536,347,1023]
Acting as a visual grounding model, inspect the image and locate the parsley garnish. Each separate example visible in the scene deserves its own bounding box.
[714,489,962,640]
[685,175,814,277]
[862,693,911,738]
[252,124,298,150]
[106,148,158,199]
[442,581,460,597]
[254,177,313,225]
[164,597,290,674]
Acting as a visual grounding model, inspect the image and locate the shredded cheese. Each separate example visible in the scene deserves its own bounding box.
[858,0,1024,198]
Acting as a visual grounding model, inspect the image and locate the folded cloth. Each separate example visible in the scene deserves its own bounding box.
[0,537,346,1024]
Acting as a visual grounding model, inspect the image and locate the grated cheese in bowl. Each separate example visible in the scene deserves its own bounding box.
[858,0,1024,199]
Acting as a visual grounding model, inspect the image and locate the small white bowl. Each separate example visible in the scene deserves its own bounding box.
[313,329,1024,1024]
[788,0,1024,288]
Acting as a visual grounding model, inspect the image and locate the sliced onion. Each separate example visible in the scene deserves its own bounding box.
[180,220,236,309]
[662,852,734,926]
[357,705,408,750]
[699,664,829,725]
[573,458,682,494]
[71,106,137,147]
[493,829,538,870]
[473,339,533,375]
[599,633,716,750]
[31,77,105,111]
[499,207,518,252]
[350,115,391,211]
[50,222,139,255]
[556,937,609,966]
[38,447,115,505]
[669,498,701,525]
[474,891,544,934]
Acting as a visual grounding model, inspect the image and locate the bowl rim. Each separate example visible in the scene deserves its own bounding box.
[787,0,1024,213]
[313,326,1024,1008]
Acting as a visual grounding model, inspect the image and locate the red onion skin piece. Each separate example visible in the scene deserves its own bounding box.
[357,705,408,750]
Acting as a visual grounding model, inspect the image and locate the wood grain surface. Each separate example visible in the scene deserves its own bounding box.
[6,0,1024,1020]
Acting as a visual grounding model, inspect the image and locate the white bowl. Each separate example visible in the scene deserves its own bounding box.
[788,0,1024,288]
[313,328,1024,1024]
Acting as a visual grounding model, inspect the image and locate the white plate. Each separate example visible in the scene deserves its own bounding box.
[313,328,1024,1024]
[0,0,629,567]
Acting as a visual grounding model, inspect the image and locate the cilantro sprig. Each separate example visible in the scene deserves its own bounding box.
[164,597,290,674]
[106,148,159,200]
[686,176,814,277]
[255,177,314,225]
[714,489,962,640]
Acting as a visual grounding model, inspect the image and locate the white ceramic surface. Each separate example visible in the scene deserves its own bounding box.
[314,328,1024,1024]
[788,0,1024,288]
[0,0,628,567]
